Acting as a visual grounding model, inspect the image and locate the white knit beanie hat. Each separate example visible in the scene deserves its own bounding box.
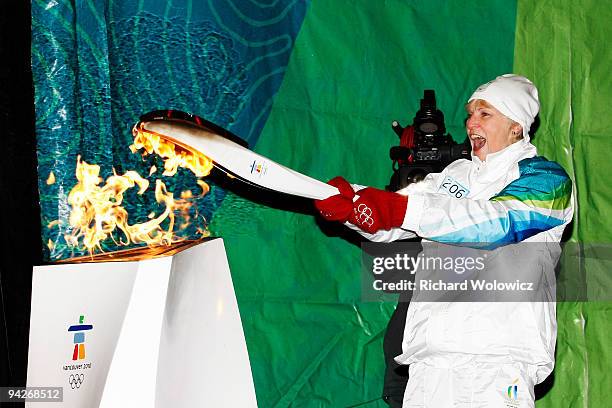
[468,74,540,142]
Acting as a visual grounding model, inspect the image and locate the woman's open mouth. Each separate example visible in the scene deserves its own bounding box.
[470,134,486,151]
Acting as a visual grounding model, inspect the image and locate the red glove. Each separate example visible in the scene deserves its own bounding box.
[314,177,355,221]
[350,187,408,233]
[315,177,408,234]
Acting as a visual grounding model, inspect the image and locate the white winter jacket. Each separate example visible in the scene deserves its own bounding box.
[352,140,573,383]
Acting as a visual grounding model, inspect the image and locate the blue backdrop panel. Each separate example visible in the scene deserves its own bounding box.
[32,0,308,260]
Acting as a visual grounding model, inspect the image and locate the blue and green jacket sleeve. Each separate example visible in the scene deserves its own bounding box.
[401,157,573,248]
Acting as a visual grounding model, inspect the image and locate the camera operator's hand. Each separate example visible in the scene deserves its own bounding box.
[315,177,408,233]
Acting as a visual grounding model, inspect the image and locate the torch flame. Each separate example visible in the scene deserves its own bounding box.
[129,122,216,243]
[130,123,214,178]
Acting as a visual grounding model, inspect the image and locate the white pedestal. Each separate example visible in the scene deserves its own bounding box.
[27,238,257,407]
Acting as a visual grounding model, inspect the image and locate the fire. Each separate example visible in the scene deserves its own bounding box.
[55,122,214,258]
[130,123,214,178]
[65,157,173,252]
[47,171,56,185]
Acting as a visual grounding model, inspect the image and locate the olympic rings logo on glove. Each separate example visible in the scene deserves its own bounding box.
[355,203,374,227]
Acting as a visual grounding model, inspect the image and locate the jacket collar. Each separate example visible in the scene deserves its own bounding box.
[470,141,537,182]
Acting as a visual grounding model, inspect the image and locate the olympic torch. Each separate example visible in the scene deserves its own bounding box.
[134,110,339,200]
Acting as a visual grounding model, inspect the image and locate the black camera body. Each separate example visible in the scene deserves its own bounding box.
[387,90,471,191]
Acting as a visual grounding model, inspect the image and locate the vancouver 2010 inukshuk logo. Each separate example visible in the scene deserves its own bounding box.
[63,315,94,390]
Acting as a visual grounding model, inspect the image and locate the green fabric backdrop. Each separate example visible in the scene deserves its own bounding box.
[210,1,522,406]
[514,0,612,406]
